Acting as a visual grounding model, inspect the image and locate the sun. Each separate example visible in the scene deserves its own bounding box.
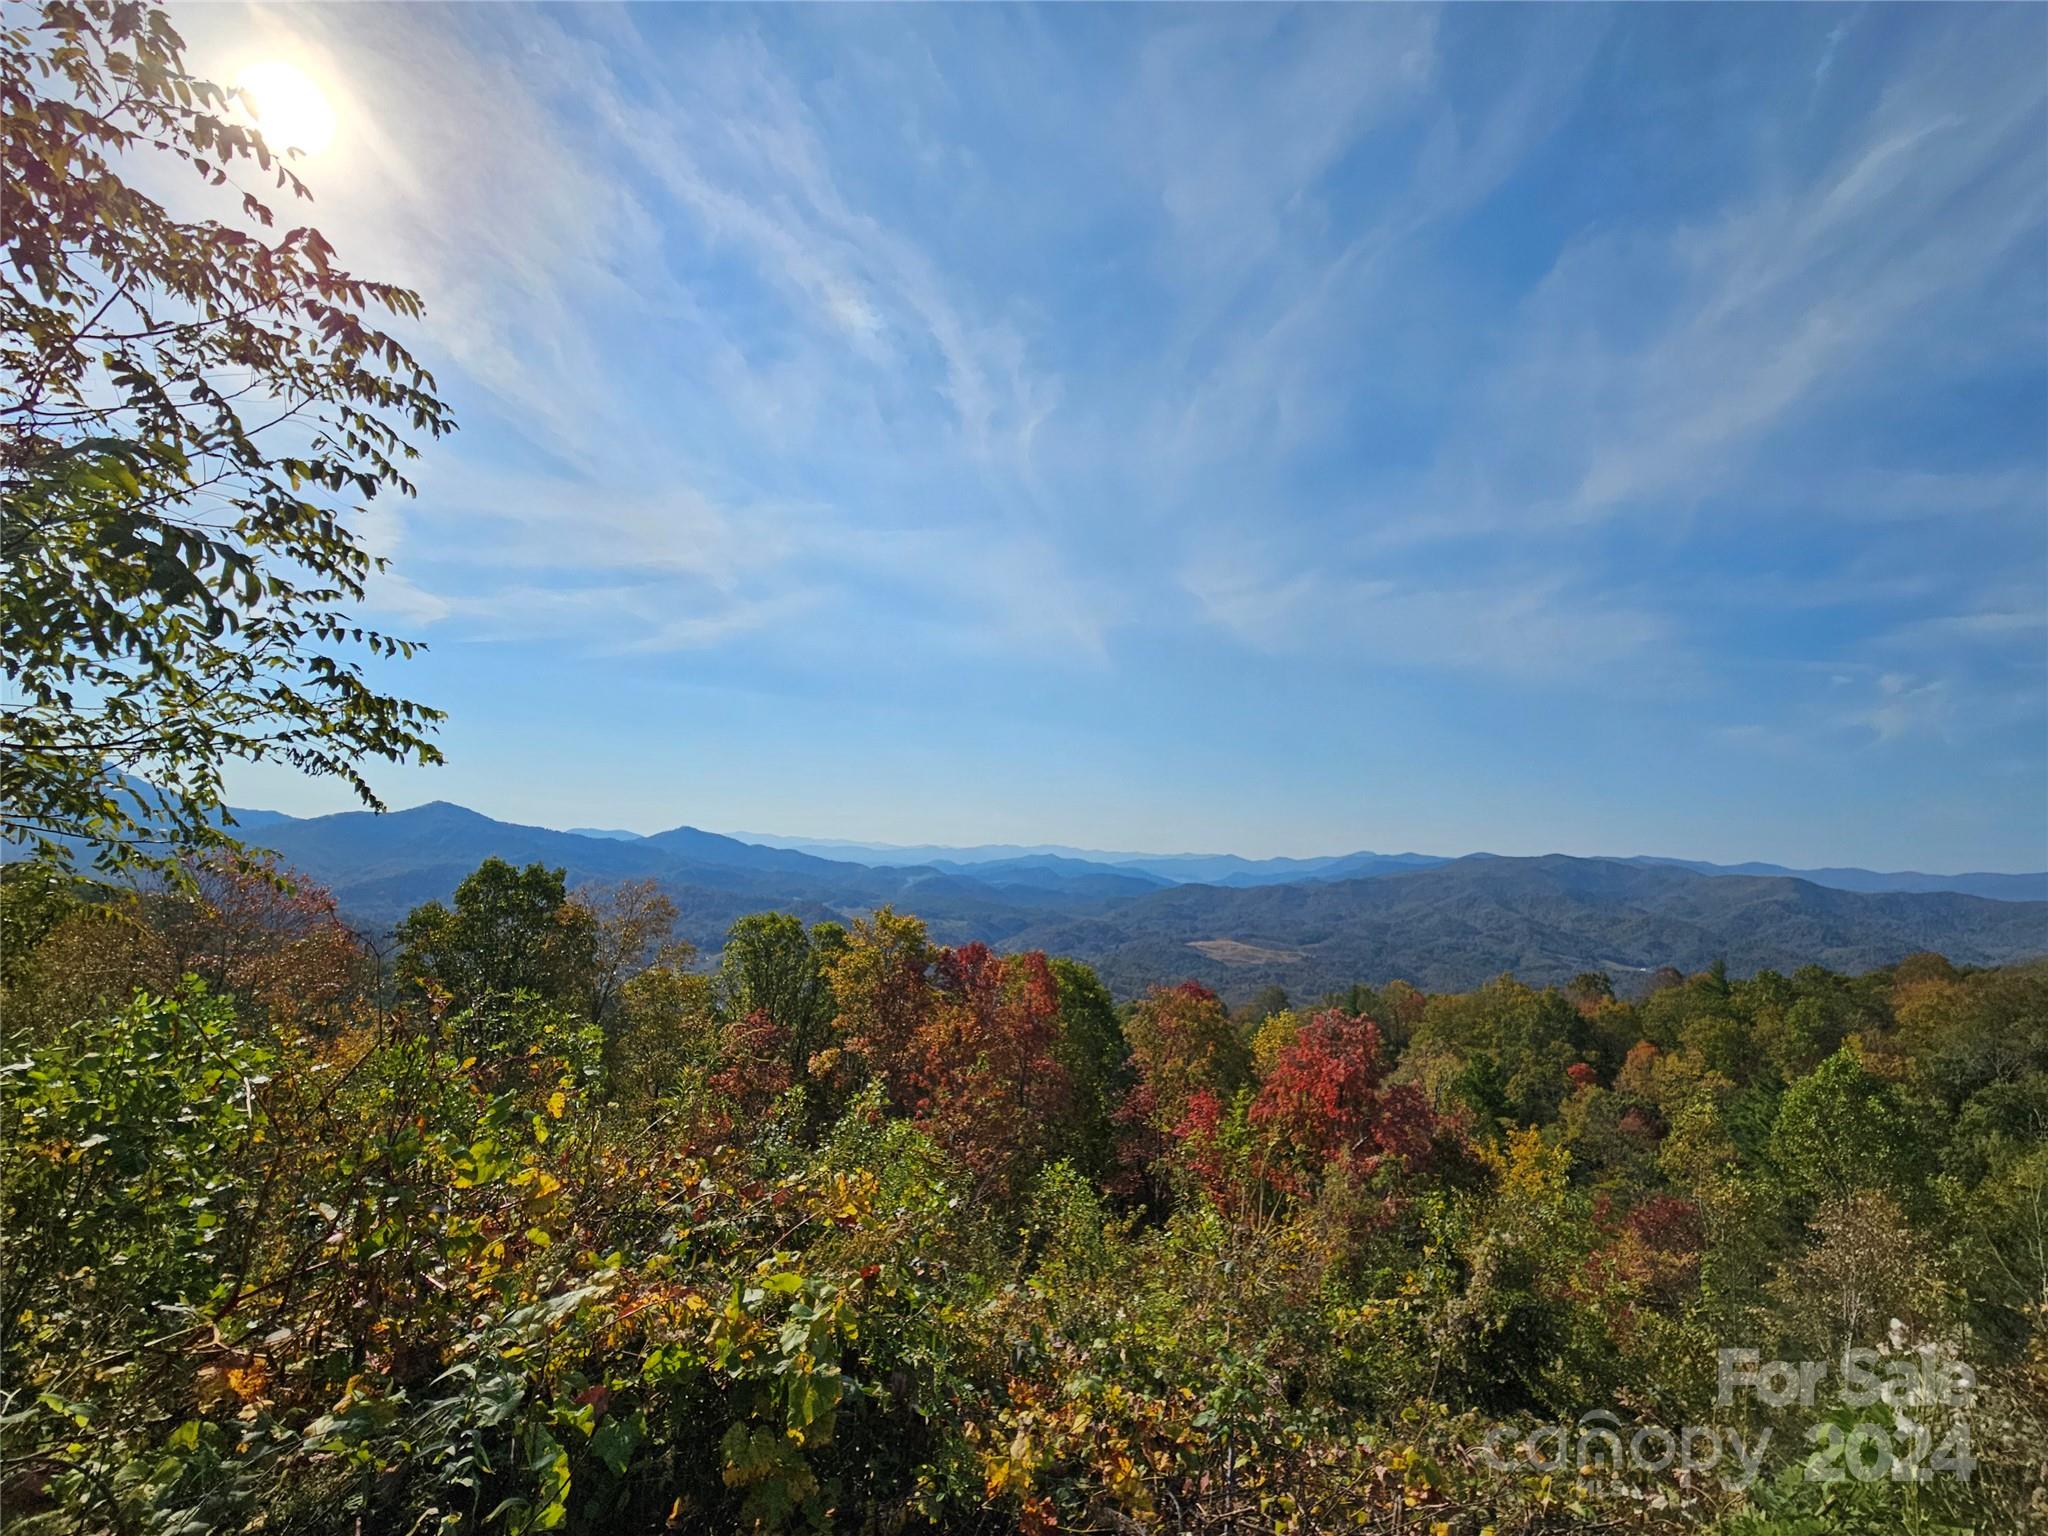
[234,59,336,157]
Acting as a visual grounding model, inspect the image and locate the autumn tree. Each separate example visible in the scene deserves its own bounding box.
[1906,961,2048,1110]
[1322,979,1427,1051]
[139,853,367,1022]
[0,869,148,1031]
[1767,1190,1956,1357]
[573,877,680,1026]
[1249,1008,1303,1078]
[1247,1009,1446,1194]
[1565,971,1616,1012]
[2,0,455,879]
[4,853,367,1031]
[1123,981,1251,1129]
[911,944,1072,1206]
[823,906,935,1107]
[707,1008,796,1120]
[825,929,1083,1200]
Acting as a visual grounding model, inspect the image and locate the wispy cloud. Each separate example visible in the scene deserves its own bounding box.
[1180,546,1669,685]
[179,4,2043,866]
[1848,672,1953,745]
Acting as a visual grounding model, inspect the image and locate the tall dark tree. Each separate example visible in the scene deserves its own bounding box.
[716,911,845,1088]
[394,859,596,1014]
[1,0,453,879]
[1048,957,1130,1181]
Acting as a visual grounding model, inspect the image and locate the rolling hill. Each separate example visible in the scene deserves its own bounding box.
[243,802,1129,951]
[1003,854,2048,996]
[214,803,2048,999]
[733,832,2046,902]
[1618,855,2048,903]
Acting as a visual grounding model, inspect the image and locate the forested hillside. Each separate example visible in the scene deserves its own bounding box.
[4,853,2044,1533]
[1010,855,2048,996]
[169,803,2048,997]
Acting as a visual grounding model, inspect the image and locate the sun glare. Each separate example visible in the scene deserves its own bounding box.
[234,59,336,157]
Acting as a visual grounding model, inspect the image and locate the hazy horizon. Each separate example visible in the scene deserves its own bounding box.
[217,791,2046,879]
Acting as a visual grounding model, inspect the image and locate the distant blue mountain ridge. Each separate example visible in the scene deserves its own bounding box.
[227,802,2047,997]
[27,791,2046,904]
[26,796,2037,997]
[734,829,2044,903]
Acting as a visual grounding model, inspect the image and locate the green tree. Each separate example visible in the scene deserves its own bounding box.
[1,0,453,880]
[608,957,717,1103]
[0,862,85,992]
[394,858,597,1014]
[1410,975,1592,1126]
[1048,957,1129,1181]
[1769,1047,1933,1206]
[1565,971,1615,1009]
[1232,984,1291,1026]
[716,912,845,1090]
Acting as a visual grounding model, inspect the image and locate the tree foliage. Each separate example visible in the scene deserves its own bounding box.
[395,857,597,1014]
[1122,980,1251,1128]
[4,858,2043,1534]
[911,943,1071,1205]
[1,0,453,878]
[1247,1008,1448,1192]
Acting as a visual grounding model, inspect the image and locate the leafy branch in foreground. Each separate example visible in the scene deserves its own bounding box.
[1,0,454,879]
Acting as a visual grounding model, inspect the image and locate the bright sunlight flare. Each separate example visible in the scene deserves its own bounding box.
[233,58,335,156]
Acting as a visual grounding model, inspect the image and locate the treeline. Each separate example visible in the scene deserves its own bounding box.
[2,854,2044,1534]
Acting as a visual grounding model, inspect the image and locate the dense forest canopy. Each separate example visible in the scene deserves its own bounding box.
[3,852,2044,1533]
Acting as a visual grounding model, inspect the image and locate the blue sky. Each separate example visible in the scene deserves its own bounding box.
[191,4,2045,871]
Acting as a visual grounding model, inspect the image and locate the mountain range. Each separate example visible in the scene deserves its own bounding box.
[201,800,2048,999]
[738,832,2048,901]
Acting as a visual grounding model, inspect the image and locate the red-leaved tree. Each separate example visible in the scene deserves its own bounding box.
[707,1008,793,1119]
[909,944,1071,1205]
[1247,1009,1449,1195]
